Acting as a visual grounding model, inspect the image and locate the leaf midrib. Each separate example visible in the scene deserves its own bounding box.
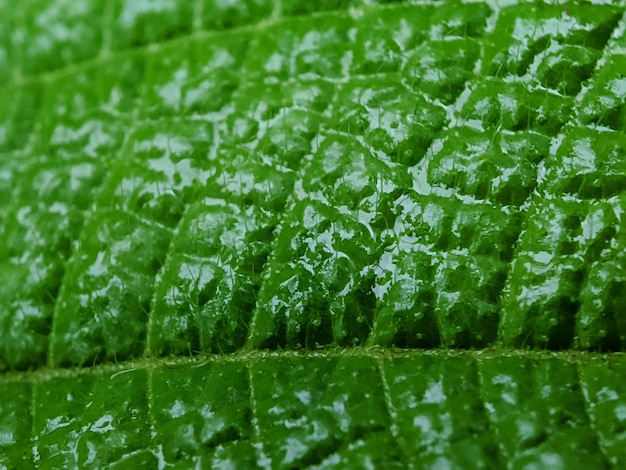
[2,346,622,386]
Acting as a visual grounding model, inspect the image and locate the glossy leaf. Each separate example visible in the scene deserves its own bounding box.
[1,0,626,468]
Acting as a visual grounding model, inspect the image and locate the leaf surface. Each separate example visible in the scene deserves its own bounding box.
[1,0,626,467]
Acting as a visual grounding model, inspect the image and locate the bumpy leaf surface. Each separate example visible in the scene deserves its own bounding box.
[1,0,626,468]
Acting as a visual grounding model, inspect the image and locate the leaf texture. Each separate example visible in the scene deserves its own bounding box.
[1,0,626,467]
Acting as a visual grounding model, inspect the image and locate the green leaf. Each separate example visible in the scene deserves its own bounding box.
[1,0,626,467]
